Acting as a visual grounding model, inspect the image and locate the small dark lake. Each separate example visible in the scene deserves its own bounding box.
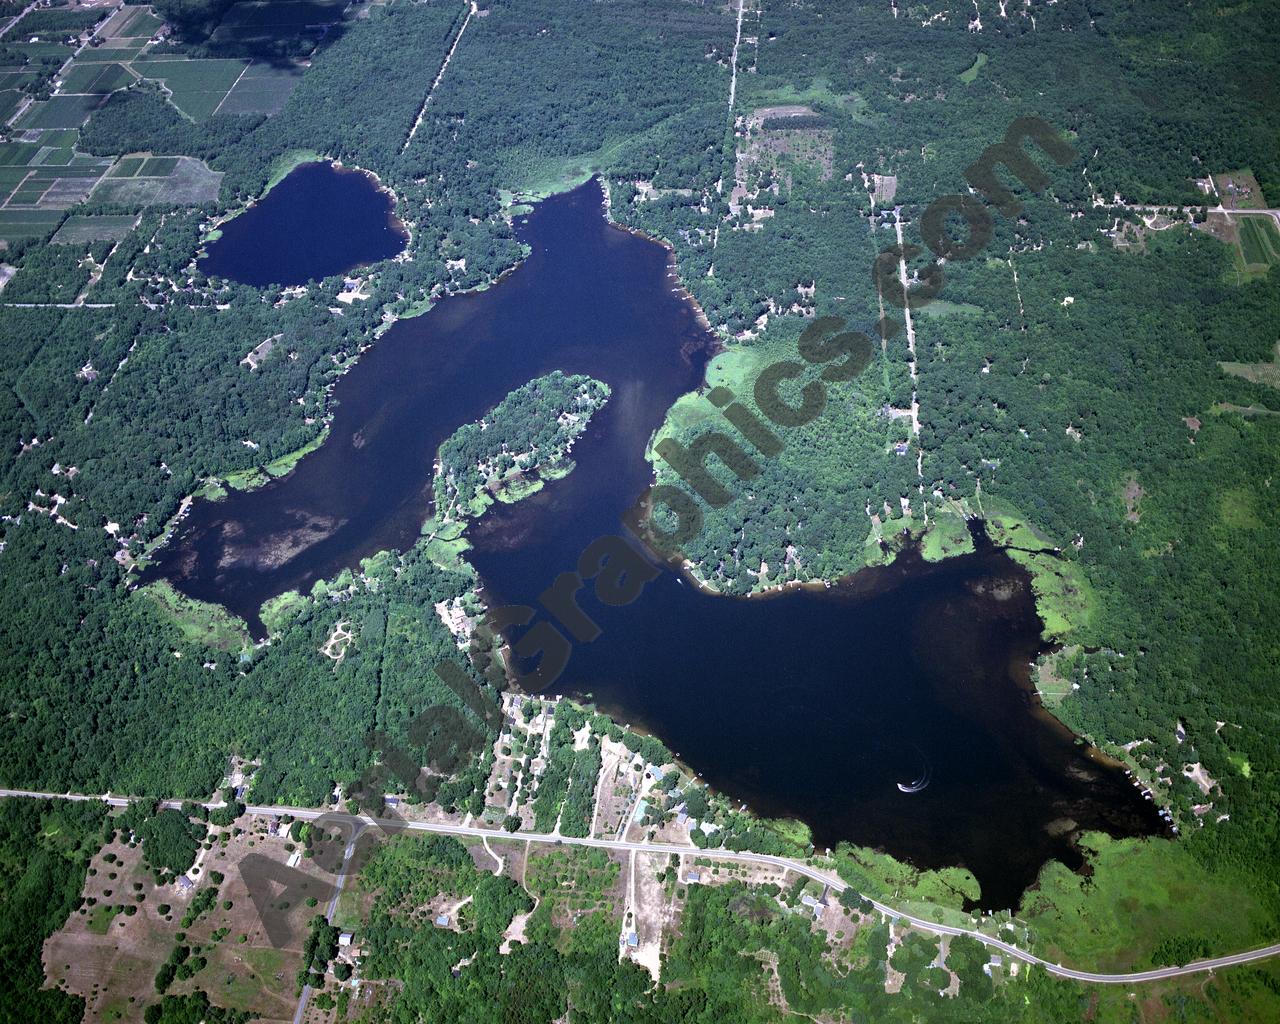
[199,160,407,287]
[151,178,1165,908]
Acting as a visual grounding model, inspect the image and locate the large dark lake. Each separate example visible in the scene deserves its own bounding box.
[199,161,407,287]
[151,175,1165,908]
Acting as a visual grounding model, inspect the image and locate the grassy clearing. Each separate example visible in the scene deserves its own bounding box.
[1213,168,1268,209]
[1035,646,1078,708]
[835,845,980,916]
[86,903,122,935]
[918,510,975,562]
[1009,549,1096,640]
[1219,486,1262,530]
[141,579,251,653]
[915,299,984,319]
[264,149,326,191]
[1227,753,1252,778]
[742,77,875,124]
[959,52,988,84]
[647,338,775,458]
[970,499,1098,640]
[1024,833,1277,971]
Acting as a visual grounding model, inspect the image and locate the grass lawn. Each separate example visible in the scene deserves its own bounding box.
[86,903,122,935]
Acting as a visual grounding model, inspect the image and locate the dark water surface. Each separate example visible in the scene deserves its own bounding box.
[199,161,407,287]
[152,179,1165,908]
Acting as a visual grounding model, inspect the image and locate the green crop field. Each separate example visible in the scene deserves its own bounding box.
[216,60,303,115]
[206,0,348,54]
[59,62,133,95]
[108,156,146,178]
[37,148,75,168]
[0,142,39,166]
[74,42,148,63]
[16,94,106,130]
[134,57,249,119]
[0,208,62,244]
[8,8,107,37]
[97,5,164,40]
[1239,217,1280,269]
[9,40,75,58]
[139,156,179,176]
[28,164,108,181]
[8,183,47,203]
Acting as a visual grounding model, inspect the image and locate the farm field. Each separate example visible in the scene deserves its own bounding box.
[217,59,305,115]
[97,5,165,41]
[16,93,107,130]
[0,207,62,243]
[1238,216,1280,270]
[52,213,139,245]
[90,155,223,206]
[58,61,135,95]
[132,56,251,120]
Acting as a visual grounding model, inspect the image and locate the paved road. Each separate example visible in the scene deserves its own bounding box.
[4,787,1278,984]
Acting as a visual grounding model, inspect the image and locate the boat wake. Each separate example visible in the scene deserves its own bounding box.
[897,751,932,794]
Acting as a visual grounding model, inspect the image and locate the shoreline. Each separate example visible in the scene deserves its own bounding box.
[201,155,410,255]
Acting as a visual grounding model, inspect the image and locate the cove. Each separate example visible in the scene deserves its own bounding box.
[199,160,408,287]
[149,179,1165,908]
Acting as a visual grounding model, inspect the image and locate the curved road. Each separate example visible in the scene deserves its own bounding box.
[4,787,1277,984]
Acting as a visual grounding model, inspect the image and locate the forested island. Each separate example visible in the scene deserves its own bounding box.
[434,371,609,520]
[1,0,1280,1021]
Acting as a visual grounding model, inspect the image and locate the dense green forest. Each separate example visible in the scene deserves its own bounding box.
[2,1,1280,1019]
